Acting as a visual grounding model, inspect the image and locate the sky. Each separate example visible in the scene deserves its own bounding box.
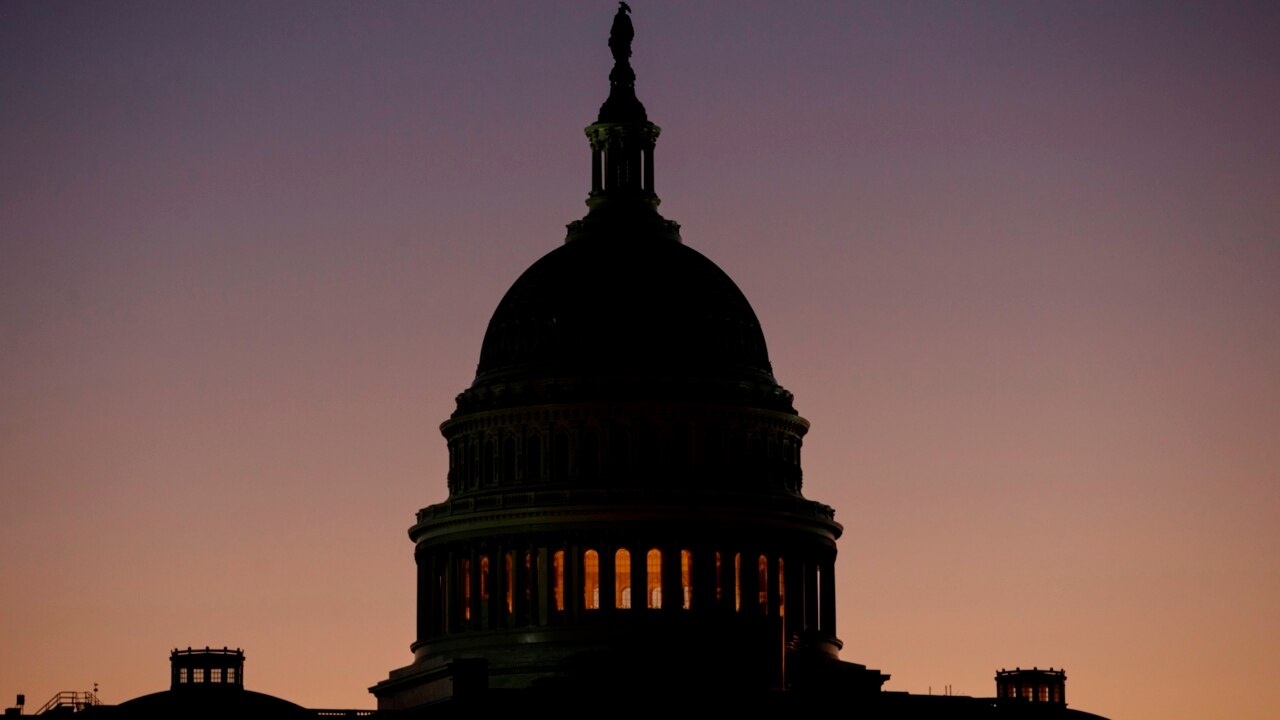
[2,1,1278,717]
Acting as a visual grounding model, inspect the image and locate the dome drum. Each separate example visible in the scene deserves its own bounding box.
[403,512,845,692]
[441,402,808,498]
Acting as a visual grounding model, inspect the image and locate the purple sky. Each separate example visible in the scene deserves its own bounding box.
[2,2,1278,718]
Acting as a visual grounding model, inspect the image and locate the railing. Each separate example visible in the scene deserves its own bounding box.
[34,691,99,714]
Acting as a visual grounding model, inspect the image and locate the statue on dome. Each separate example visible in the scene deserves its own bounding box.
[609,2,633,64]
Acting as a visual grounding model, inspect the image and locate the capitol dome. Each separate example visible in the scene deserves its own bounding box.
[374,8,856,709]
[474,233,777,391]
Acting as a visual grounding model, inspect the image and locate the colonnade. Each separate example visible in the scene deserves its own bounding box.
[445,416,805,495]
[415,537,838,650]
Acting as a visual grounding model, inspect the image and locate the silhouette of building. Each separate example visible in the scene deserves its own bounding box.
[364,6,1109,719]
[8,9,1109,719]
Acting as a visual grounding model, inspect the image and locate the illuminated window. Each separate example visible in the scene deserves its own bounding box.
[212,668,222,683]
[193,668,204,683]
[1022,687,1033,700]
[461,559,472,621]
[553,550,565,611]
[615,549,632,609]
[227,668,236,684]
[480,555,491,603]
[584,550,600,610]
[680,549,692,610]
[734,553,742,611]
[1039,686,1049,702]
[504,552,514,613]
[758,555,768,612]
[646,549,662,609]
[179,668,188,684]
[778,557,785,617]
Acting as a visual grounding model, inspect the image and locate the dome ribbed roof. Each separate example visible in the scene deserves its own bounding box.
[474,234,776,388]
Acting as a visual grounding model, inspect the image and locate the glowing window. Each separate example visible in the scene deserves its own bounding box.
[179,668,188,684]
[504,552,514,613]
[211,668,222,683]
[553,550,565,611]
[193,668,204,683]
[646,549,662,609]
[227,668,236,684]
[1022,687,1033,700]
[461,559,472,621]
[615,549,632,609]
[1039,686,1049,702]
[680,549,692,610]
[758,555,768,612]
[584,550,600,610]
[734,553,742,611]
[480,555,490,602]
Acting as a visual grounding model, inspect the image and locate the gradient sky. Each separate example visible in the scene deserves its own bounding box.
[2,2,1278,718]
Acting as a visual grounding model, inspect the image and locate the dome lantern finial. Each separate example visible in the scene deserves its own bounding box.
[598,2,644,124]
[574,4,673,242]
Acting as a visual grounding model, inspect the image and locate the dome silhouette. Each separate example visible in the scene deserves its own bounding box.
[475,234,775,389]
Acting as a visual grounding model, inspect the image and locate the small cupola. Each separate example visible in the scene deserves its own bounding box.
[170,647,245,690]
[996,666,1067,705]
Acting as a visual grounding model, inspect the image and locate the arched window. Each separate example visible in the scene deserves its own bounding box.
[583,550,600,610]
[501,436,516,485]
[467,437,479,489]
[479,556,491,603]
[646,549,662,608]
[525,434,542,483]
[608,425,628,473]
[582,430,599,479]
[553,550,565,612]
[636,421,657,474]
[615,549,632,609]
[681,549,692,610]
[482,439,495,486]
[553,431,569,480]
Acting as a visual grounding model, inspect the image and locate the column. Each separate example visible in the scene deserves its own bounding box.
[819,555,837,637]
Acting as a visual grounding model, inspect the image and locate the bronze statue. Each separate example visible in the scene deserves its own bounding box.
[609,2,633,64]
